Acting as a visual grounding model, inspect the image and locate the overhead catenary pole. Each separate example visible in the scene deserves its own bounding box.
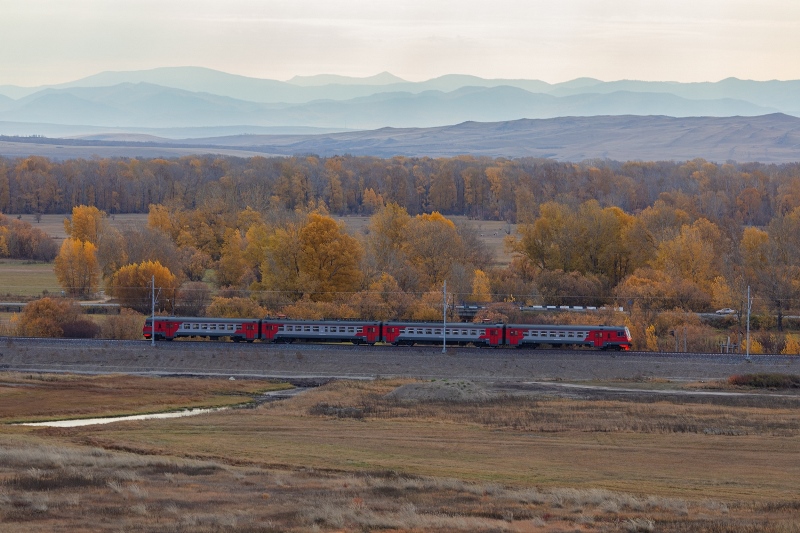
[746,285,751,360]
[442,280,447,354]
[151,274,155,347]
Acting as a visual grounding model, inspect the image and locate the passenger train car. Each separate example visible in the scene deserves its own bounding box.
[143,317,632,350]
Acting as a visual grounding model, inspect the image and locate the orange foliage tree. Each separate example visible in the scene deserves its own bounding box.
[54,238,100,297]
[109,260,178,313]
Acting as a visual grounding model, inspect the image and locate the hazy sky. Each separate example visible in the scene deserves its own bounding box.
[2,0,799,86]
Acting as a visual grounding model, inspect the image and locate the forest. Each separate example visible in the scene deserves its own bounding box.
[2,154,800,352]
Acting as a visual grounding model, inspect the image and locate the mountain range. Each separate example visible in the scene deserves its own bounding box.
[0,67,799,162]
[3,114,799,164]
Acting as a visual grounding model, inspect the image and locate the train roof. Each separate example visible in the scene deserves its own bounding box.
[506,324,628,330]
[262,318,381,325]
[146,316,260,323]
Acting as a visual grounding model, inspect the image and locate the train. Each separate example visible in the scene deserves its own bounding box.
[143,317,632,350]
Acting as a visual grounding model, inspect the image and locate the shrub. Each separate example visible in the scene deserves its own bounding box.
[728,374,800,389]
[61,318,100,339]
[15,298,83,337]
[100,308,145,340]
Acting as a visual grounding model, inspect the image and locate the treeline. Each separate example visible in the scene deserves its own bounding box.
[0,214,58,261]
[2,155,800,225]
[4,153,800,352]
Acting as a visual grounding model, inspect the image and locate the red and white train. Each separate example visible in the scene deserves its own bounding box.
[143,317,632,350]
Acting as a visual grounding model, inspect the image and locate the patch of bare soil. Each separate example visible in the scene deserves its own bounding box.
[385,379,491,402]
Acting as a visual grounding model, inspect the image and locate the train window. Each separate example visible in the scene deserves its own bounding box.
[313,326,319,332]
[348,327,355,333]
[559,332,565,337]
[228,324,234,331]
[549,331,556,337]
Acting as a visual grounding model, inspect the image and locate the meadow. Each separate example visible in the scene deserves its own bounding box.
[1,373,799,531]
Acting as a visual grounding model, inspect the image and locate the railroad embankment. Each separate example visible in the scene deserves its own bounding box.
[1,337,797,381]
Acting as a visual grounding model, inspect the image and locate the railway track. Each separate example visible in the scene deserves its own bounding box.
[1,336,798,382]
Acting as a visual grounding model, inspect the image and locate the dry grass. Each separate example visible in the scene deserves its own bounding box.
[3,435,787,532]
[0,372,291,423]
[1,375,799,531]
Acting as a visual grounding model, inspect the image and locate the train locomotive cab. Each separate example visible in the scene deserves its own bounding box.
[143,317,260,342]
[505,324,632,350]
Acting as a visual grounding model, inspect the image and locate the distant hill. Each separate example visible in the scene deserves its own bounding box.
[4,114,799,164]
[287,72,407,86]
[0,67,799,163]
[192,113,800,162]
[0,83,777,130]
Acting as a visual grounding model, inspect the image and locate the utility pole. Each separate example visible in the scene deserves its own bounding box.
[442,280,447,354]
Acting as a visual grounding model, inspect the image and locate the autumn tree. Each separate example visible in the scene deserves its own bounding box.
[470,269,492,303]
[403,212,464,289]
[109,260,178,313]
[54,238,100,297]
[652,218,727,298]
[205,296,266,318]
[740,225,800,330]
[64,205,106,244]
[15,298,98,338]
[256,213,362,302]
[297,213,363,301]
[216,228,249,288]
[347,273,413,320]
[174,281,212,316]
[363,203,414,288]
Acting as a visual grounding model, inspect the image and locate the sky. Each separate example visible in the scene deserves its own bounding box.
[2,0,799,87]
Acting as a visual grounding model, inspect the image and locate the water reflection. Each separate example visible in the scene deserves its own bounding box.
[20,408,224,427]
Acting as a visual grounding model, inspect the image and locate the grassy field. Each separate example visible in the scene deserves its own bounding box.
[0,373,291,424]
[0,259,61,298]
[2,374,799,531]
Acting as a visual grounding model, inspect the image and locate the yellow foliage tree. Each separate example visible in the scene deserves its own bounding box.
[297,213,362,301]
[470,269,492,303]
[109,260,177,313]
[216,228,248,288]
[63,205,106,244]
[745,337,764,355]
[782,334,800,355]
[644,324,659,351]
[54,238,100,297]
[147,203,174,236]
